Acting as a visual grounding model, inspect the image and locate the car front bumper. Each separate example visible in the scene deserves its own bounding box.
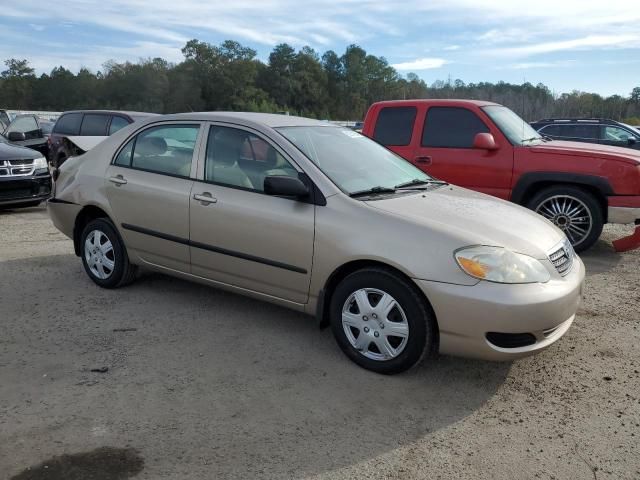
[0,174,52,206]
[415,255,585,361]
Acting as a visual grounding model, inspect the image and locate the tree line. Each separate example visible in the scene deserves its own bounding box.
[1,39,639,124]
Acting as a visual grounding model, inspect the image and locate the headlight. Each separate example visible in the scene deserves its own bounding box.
[455,246,550,284]
[33,156,47,169]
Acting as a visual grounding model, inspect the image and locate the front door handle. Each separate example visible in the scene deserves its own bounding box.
[414,156,432,165]
[194,192,217,205]
[109,175,127,186]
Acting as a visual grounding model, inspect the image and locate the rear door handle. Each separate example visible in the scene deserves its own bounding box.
[109,175,127,185]
[414,156,432,165]
[193,192,217,205]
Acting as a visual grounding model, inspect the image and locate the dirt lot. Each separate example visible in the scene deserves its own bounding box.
[1,205,638,480]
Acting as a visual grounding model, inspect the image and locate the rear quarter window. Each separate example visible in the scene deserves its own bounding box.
[373,106,417,146]
[53,113,83,135]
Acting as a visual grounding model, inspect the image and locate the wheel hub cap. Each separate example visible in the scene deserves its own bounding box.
[535,195,593,247]
[84,230,115,280]
[341,288,409,361]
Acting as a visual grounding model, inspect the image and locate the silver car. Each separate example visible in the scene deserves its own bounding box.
[48,113,585,374]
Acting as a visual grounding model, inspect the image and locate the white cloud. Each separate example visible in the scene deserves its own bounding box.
[497,34,639,57]
[443,45,460,51]
[392,58,448,70]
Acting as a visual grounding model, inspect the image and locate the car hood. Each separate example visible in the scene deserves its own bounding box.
[528,140,640,165]
[365,185,565,259]
[0,140,42,160]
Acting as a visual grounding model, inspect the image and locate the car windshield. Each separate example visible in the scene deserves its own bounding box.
[482,105,543,146]
[277,126,432,195]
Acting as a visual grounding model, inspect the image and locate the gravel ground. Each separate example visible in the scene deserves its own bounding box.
[0,205,638,480]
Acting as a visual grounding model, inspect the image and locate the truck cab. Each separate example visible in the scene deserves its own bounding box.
[362,99,640,252]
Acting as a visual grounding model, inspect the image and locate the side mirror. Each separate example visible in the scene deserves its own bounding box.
[8,131,26,142]
[628,137,637,145]
[473,132,498,150]
[264,175,309,198]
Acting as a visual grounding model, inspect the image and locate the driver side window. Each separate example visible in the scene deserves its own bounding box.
[205,126,298,192]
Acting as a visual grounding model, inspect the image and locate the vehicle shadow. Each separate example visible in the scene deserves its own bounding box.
[579,237,623,275]
[1,255,510,479]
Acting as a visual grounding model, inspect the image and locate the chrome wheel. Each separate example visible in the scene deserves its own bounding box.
[535,195,593,247]
[84,229,115,280]
[341,288,409,361]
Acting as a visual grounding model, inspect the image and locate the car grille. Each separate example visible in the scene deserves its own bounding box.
[548,239,574,276]
[0,159,35,177]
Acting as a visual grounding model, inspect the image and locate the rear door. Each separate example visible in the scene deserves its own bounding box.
[189,123,315,304]
[104,122,202,273]
[414,106,514,199]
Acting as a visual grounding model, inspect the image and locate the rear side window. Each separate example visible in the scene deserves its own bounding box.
[422,107,489,148]
[80,114,109,136]
[109,116,129,135]
[114,138,134,166]
[373,107,417,146]
[53,113,82,135]
[130,124,199,177]
[570,124,599,140]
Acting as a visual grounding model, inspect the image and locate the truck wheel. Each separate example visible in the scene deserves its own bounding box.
[330,268,436,374]
[527,186,603,252]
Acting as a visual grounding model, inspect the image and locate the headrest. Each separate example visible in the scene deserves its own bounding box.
[137,136,167,156]
[212,129,244,166]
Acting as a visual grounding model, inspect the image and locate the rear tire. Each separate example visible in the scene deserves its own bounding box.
[330,268,436,374]
[80,218,137,288]
[527,185,603,252]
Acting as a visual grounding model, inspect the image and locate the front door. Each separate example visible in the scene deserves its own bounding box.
[189,124,315,304]
[104,123,201,273]
[413,106,514,199]
[600,125,640,150]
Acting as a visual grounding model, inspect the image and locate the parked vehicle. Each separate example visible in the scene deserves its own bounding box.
[48,112,584,374]
[1,114,52,157]
[49,110,155,167]
[0,134,52,208]
[531,118,640,150]
[362,100,640,252]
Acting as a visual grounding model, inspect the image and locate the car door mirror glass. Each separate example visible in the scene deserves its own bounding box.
[472,132,498,150]
[264,175,309,198]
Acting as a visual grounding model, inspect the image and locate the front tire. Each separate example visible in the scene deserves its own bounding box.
[527,185,603,252]
[80,218,137,288]
[330,268,436,374]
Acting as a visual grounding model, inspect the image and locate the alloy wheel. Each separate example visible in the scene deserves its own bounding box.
[535,194,593,247]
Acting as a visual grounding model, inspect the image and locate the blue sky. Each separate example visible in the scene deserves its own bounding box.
[1,0,639,96]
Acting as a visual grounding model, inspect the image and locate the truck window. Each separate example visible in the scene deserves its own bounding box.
[422,107,489,148]
[373,107,417,146]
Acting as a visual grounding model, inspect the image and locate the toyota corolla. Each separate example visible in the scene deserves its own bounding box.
[48,113,585,374]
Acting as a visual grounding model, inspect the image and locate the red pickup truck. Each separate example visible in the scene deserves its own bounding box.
[362,99,640,252]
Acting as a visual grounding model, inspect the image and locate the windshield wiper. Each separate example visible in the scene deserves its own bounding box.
[521,136,543,144]
[395,178,448,189]
[349,186,397,198]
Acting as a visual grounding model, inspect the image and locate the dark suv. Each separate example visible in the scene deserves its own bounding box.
[531,118,640,150]
[49,110,153,167]
[0,134,51,208]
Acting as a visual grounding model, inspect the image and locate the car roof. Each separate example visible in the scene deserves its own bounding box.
[141,112,332,128]
[371,99,502,107]
[59,110,158,117]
